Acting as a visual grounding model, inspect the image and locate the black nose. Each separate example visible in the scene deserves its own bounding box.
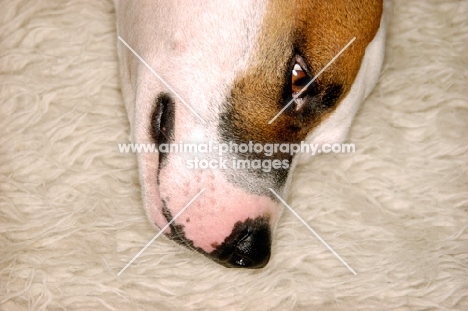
[231,225,271,268]
[211,218,272,269]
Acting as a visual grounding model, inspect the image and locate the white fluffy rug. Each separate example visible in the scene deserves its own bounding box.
[1,1,467,310]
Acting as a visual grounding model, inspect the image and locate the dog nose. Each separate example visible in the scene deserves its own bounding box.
[228,225,271,268]
[210,218,272,268]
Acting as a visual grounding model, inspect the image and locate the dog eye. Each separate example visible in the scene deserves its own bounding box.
[291,63,311,111]
[291,63,310,96]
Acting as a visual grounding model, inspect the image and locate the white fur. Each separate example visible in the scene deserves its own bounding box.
[3,0,467,309]
[114,1,273,235]
[115,1,388,249]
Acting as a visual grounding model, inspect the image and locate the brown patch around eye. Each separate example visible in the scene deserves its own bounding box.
[218,0,383,192]
[220,0,383,147]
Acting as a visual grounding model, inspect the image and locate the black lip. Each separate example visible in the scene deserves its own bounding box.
[150,93,176,182]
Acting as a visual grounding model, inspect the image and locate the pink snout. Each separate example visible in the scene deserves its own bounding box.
[156,167,282,268]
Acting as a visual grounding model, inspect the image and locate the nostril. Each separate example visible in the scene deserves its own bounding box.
[235,228,251,245]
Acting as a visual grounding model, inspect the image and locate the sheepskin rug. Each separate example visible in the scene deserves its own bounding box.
[1,0,467,310]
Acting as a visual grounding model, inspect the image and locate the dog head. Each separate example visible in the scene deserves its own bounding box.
[116,0,385,268]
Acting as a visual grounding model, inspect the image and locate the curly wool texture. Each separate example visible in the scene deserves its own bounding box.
[1,0,467,310]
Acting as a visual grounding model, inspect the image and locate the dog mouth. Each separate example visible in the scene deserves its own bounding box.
[162,202,271,269]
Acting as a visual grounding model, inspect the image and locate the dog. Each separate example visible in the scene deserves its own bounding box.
[114,0,386,268]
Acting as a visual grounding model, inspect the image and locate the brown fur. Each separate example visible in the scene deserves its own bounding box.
[222,0,383,146]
